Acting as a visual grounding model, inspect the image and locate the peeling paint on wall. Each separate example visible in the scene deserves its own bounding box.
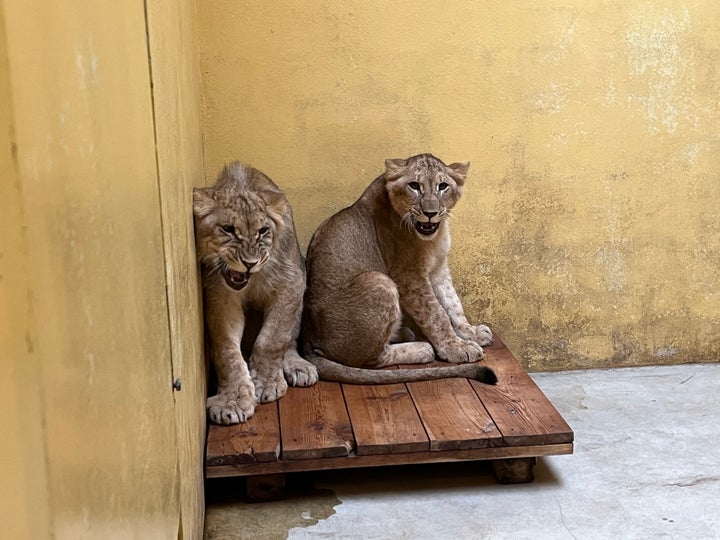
[625,4,694,134]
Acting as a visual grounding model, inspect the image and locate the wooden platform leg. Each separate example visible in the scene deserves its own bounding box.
[491,457,537,484]
[245,474,286,502]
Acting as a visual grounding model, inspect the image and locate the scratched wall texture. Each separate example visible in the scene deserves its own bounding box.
[198,1,720,370]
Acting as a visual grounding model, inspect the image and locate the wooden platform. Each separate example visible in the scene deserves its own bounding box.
[205,337,573,494]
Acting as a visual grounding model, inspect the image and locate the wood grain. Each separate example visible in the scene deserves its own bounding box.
[405,374,503,451]
[342,382,429,455]
[470,338,574,446]
[278,381,355,460]
[206,401,280,466]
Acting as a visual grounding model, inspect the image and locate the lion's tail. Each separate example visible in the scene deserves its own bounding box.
[305,351,497,386]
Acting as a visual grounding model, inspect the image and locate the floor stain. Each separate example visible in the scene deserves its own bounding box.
[204,474,341,540]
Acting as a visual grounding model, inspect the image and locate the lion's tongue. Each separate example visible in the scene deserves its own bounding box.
[223,268,249,290]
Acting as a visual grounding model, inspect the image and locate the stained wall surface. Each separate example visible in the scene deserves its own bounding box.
[0,9,51,538]
[146,0,208,536]
[198,1,719,370]
[1,0,206,538]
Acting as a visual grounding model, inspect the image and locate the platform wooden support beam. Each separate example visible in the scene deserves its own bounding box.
[491,457,537,484]
[245,473,286,502]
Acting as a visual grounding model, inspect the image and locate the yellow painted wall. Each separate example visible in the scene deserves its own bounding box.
[0,9,52,538]
[1,0,205,538]
[198,1,720,370]
[145,0,207,536]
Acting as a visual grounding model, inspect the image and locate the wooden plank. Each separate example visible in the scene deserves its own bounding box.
[403,368,502,451]
[204,334,575,483]
[278,381,355,460]
[342,382,429,455]
[205,401,280,466]
[470,338,574,446]
[206,442,574,477]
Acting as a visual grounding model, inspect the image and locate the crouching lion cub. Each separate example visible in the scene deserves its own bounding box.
[302,153,497,385]
[194,162,318,425]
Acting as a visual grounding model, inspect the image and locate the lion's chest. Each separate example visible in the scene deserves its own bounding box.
[238,277,276,312]
[385,240,448,281]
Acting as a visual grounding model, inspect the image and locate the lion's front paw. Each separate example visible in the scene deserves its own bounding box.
[253,369,288,403]
[207,387,256,425]
[456,323,493,346]
[437,338,485,364]
[283,354,319,387]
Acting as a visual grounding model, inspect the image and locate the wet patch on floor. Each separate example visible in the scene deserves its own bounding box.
[204,474,341,540]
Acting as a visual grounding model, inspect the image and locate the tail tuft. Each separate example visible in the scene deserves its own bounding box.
[478,366,498,385]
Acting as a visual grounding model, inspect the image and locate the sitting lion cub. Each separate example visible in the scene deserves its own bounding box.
[194,162,318,424]
[302,153,497,385]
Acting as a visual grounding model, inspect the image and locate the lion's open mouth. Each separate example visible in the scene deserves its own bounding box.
[414,220,439,236]
[221,267,250,290]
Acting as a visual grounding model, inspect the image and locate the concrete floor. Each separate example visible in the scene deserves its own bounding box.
[205,363,720,539]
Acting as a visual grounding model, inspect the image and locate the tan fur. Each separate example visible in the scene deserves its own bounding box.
[194,162,318,425]
[302,154,497,385]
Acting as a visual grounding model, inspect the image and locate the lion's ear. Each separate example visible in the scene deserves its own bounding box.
[193,187,216,218]
[384,158,408,181]
[260,188,289,226]
[447,162,470,185]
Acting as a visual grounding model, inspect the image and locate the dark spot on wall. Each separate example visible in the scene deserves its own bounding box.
[25,330,34,353]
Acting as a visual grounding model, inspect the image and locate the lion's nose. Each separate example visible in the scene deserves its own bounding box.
[241,260,256,270]
[423,211,438,219]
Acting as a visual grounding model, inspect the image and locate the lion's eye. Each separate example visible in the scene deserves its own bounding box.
[220,224,235,234]
[438,182,449,191]
[258,226,269,236]
[408,182,421,192]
